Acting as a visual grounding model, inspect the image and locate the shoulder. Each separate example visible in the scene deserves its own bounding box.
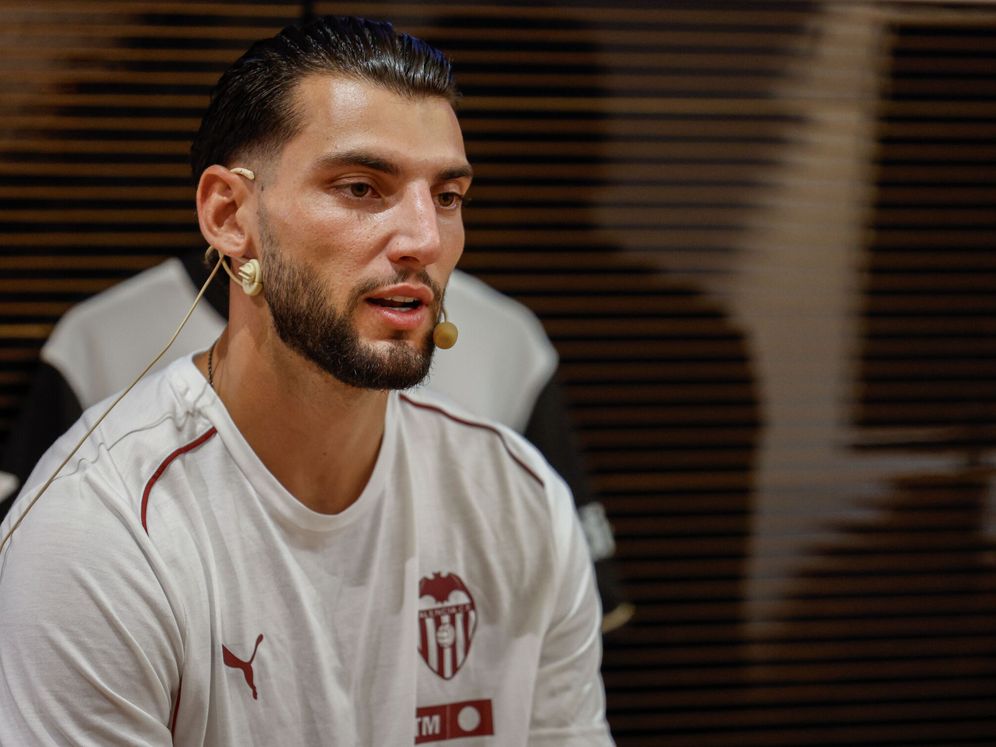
[395,388,586,586]
[397,388,553,491]
[394,390,579,559]
[7,358,214,534]
[0,360,214,658]
[0,381,190,633]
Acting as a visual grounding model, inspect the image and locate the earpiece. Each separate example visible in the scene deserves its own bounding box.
[215,254,263,296]
[433,308,458,350]
[236,259,263,296]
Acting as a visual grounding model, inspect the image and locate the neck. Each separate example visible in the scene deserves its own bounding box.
[198,326,388,515]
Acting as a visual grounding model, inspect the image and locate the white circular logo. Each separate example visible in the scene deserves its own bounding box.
[457,705,481,732]
[435,622,455,648]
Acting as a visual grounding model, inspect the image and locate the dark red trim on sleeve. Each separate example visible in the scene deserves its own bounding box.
[399,395,545,488]
[141,427,217,533]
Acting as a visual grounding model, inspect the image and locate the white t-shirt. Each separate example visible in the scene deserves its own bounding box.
[0,357,610,746]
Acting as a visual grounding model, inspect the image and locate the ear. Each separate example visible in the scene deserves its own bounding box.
[196,165,255,258]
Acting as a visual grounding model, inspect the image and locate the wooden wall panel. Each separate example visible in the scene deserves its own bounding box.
[2,1,996,744]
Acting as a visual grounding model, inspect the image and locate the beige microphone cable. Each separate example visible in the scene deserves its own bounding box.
[0,252,226,553]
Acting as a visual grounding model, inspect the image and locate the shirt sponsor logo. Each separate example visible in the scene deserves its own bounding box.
[222,633,264,700]
[415,699,494,743]
[418,572,477,680]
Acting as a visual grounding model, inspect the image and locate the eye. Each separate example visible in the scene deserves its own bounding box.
[435,191,465,209]
[347,182,375,198]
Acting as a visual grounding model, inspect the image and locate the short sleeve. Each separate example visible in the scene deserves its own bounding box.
[0,473,183,746]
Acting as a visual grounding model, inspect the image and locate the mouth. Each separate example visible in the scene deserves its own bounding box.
[364,283,434,311]
[362,285,435,333]
[366,296,424,311]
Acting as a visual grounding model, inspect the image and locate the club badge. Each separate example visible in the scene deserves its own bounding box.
[418,572,477,680]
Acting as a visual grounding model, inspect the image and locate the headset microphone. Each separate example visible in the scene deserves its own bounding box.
[433,308,458,350]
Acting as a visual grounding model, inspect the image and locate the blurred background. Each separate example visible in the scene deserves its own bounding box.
[1,0,995,744]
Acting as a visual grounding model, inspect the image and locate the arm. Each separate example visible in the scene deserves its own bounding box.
[528,476,614,746]
[0,477,182,745]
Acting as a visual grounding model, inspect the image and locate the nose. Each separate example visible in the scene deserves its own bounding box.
[386,183,442,268]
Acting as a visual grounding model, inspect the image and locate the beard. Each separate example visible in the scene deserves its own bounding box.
[260,223,440,391]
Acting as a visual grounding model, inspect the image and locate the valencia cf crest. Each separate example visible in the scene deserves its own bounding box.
[418,572,477,680]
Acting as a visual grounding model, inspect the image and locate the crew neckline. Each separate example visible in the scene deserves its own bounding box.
[169,354,395,533]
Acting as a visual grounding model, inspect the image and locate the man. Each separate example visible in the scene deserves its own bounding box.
[0,257,633,631]
[0,16,612,746]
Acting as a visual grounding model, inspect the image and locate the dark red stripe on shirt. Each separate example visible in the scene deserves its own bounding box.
[141,427,217,533]
[399,395,545,488]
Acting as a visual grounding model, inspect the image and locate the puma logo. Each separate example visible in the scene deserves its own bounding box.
[222,634,264,700]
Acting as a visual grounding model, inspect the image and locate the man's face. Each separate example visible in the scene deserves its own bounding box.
[253,74,471,390]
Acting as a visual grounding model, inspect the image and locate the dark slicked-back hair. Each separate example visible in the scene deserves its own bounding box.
[190,15,458,182]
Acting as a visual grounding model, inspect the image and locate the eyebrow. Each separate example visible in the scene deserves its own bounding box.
[438,164,474,182]
[316,150,398,176]
[315,150,472,183]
